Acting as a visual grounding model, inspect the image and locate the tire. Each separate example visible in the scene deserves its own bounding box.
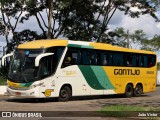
[124,84,133,98]
[58,86,72,102]
[134,84,142,97]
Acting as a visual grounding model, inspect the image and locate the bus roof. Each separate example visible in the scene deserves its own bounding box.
[17,39,156,55]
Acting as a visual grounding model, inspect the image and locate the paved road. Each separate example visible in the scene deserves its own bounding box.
[0,86,160,120]
[0,86,160,111]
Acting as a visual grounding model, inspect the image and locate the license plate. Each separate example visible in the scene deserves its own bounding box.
[15,92,21,96]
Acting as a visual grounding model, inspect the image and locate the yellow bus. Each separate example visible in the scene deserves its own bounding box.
[2,39,157,101]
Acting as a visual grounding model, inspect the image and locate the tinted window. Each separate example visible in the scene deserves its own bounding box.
[61,47,156,68]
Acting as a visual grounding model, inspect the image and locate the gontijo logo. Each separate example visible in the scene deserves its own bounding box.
[42,89,54,97]
[114,69,140,75]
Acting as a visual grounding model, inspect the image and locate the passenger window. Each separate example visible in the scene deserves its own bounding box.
[103,54,108,66]
[113,53,119,66]
[132,55,137,66]
[118,53,124,66]
[62,47,79,68]
[87,52,94,65]
[148,55,156,67]
[126,54,132,66]
[138,55,144,67]
[104,52,112,66]
[144,55,148,67]
[39,55,54,78]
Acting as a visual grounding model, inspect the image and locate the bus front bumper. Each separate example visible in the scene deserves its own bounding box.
[6,87,39,98]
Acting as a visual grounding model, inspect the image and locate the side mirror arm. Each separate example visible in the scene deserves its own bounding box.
[35,53,54,67]
[1,53,13,66]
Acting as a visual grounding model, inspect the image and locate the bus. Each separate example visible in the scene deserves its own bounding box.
[2,39,157,101]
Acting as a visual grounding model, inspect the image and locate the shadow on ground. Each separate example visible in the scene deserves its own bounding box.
[5,94,150,103]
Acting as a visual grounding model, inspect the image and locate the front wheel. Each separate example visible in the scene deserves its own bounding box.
[134,84,142,97]
[124,84,133,98]
[58,86,72,102]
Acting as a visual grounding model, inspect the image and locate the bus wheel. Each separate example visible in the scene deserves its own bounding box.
[134,84,142,97]
[58,86,72,102]
[124,84,133,98]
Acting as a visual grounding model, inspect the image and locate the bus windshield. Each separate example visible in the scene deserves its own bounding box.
[8,49,43,83]
[8,47,64,83]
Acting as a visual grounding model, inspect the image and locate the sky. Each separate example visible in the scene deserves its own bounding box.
[0,6,160,58]
[109,10,160,38]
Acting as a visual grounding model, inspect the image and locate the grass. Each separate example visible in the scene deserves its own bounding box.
[98,105,160,117]
[100,105,146,111]
[0,76,7,85]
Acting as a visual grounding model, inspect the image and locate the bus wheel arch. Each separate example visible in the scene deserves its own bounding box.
[58,84,72,102]
[124,83,134,98]
[134,83,143,97]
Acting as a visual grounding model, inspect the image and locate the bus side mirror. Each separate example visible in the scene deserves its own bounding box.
[1,53,13,66]
[35,53,54,67]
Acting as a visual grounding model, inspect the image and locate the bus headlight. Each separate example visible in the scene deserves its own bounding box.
[29,82,44,89]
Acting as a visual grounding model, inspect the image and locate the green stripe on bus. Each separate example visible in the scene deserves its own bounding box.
[68,44,81,48]
[68,44,94,49]
[78,66,115,90]
[20,82,33,87]
[78,65,105,90]
[91,66,115,89]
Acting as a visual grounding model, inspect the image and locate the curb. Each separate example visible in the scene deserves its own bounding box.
[0,86,7,95]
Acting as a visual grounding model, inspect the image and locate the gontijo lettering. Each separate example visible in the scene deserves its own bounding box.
[114,69,140,75]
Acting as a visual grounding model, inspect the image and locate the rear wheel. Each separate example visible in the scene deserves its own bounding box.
[134,84,142,97]
[124,84,133,98]
[58,86,72,102]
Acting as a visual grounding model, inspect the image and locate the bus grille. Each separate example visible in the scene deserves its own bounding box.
[8,86,29,90]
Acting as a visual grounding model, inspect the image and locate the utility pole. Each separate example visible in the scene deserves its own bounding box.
[126,30,129,48]
[0,46,2,57]
[3,46,5,56]
[47,0,53,39]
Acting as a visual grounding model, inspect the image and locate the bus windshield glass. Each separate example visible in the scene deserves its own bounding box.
[8,47,64,83]
[8,49,43,83]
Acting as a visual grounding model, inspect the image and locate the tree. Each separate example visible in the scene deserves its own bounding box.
[63,0,159,42]
[0,0,26,52]
[152,0,160,11]
[9,29,43,51]
[141,35,160,51]
[22,0,159,43]
[0,0,45,52]
[109,27,160,51]
[107,27,128,47]
[130,29,148,49]
[108,27,148,49]
[0,0,159,53]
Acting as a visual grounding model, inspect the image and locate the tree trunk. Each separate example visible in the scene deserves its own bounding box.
[48,0,53,39]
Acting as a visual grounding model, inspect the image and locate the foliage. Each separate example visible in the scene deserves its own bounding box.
[0,66,8,85]
[158,62,160,71]
[9,29,45,51]
[0,0,26,52]
[100,105,146,111]
[20,0,159,42]
[109,27,160,51]
[0,0,159,52]
[58,0,159,42]
[149,35,160,50]
[99,105,160,117]
[108,27,149,49]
